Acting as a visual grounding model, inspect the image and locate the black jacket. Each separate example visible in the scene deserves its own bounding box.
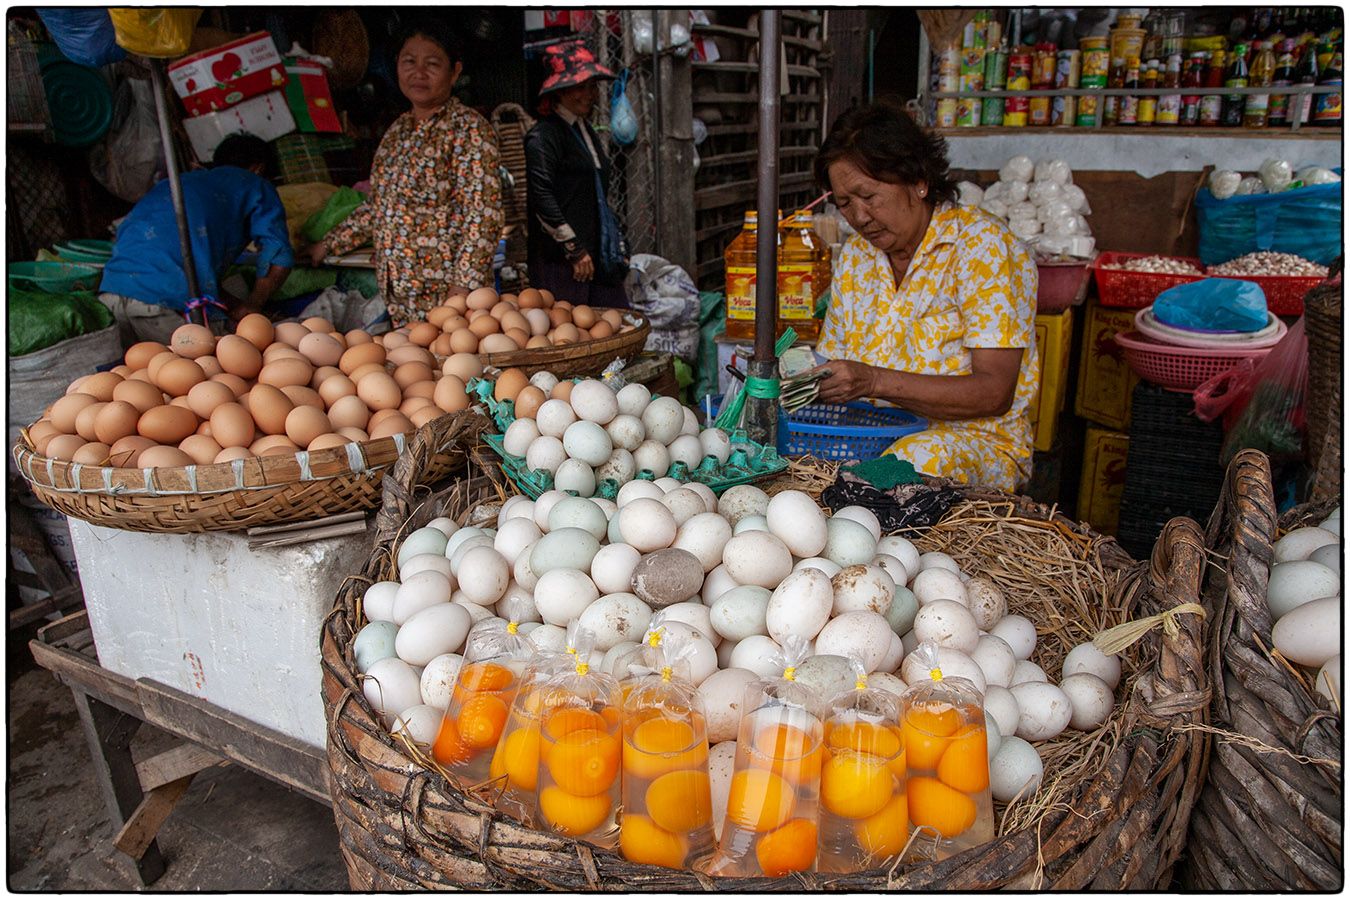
[525,113,618,277]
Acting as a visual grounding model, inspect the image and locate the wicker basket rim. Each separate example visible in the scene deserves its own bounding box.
[476,313,650,369]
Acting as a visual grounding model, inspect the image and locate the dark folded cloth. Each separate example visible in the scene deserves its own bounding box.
[821,472,963,534]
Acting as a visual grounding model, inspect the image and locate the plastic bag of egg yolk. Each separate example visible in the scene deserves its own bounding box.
[615,633,717,870]
[702,637,826,878]
[898,641,994,861]
[815,661,908,873]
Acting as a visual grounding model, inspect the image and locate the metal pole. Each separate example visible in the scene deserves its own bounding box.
[744,9,782,448]
[148,57,205,324]
[651,11,663,259]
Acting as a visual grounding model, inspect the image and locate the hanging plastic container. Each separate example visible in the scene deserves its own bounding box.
[617,633,717,869]
[107,8,202,58]
[702,636,825,878]
[816,660,906,873]
[899,641,994,861]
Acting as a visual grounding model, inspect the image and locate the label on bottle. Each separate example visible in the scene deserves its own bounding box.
[778,265,817,319]
[726,266,757,320]
[1157,94,1181,123]
[1199,94,1224,125]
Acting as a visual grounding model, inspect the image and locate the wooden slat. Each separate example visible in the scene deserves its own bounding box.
[9,586,82,630]
[135,742,227,791]
[29,639,143,717]
[691,22,823,52]
[695,171,816,210]
[696,220,746,244]
[37,609,92,644]
[782,10,823,25]
[690,91,822,105]
[113,774,195,860]
[697,147,818,169]
[692,60,821,78]
[703,120,820,138]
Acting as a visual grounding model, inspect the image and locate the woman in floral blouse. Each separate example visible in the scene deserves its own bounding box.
[311,22,503,324]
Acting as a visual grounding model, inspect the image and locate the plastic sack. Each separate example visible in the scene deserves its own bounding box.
[617,632,717,869]
[87,77,163,204]
[1152,278,1268,333]
[106,8,202,58]
[1295,166,1341,186]
[1258,158,1294,193]
[1002,179,1029,204]
[1037,200,1076,224]
[1007,200,1038,221]
[1208,169,1242,201]
[703,636,825,878]
[899,642,994,861]
[1034,158,1073,185]
[36,8,126,67]
[1027,180,1065,207]
[610,70,639,146]
[1062,183,1091,215]
[815,660,906,873]
[302,186,366,243]
[1043,217,1082,238]
[1195,178,1343,266]
[1009,219,1042,240]
[979,198,1009,220]
[956,181,984,206]
[625,253,699,361]
[982,181,1007,203]
[8,288,113,357]
[999,155,1034,183]
[1235,176,1266,196]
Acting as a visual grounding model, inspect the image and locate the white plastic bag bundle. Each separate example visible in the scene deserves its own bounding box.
[1073,214,1091,234]
[1258,158,1294,193]
[1208,169,1242,200]
[983,181,1008,203]
[1037,200,1076,224]
[1295,166,1341,186]
[1235,176,1266,196]
[1043,217,1081,237]
[999,155,1034,183]
[979,198,1009,219]
[957,181,985,206]
[1034,158,1073,185]
[1062,184,1091,215]
[1008,201,1038,221]
[1037,235,1074,255]
[1010,218,1042,239]
[1003,180,1030,204]
[1027,180,1066,207]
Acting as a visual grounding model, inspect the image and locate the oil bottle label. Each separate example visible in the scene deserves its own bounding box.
[726,266,757,320]
[778,264,816,319]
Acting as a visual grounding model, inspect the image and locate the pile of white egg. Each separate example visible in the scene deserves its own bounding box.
[352,481,1127,823]
[500,375,735,497]
[1266,507,1342,706]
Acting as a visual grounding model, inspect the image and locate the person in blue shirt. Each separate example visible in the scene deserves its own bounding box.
[99,133,293,346]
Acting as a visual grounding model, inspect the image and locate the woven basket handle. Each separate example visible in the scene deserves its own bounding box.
[372,411,487,544]
[1206,449,1277,638]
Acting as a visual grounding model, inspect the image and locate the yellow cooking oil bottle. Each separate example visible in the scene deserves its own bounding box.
[724,210,829,344]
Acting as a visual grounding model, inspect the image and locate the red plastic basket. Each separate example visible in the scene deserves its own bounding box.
[1036,258,1094,312]
[1113,330,1275,392]
[1093,252,1205,309]
[1206,273,1322,316]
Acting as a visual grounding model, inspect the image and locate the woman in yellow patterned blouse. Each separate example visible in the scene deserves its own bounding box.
[310,22,503,324]
[812,100,1039,492]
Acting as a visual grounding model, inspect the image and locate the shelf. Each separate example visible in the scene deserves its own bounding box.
[698,147,819,169]
[937,126,1343,140]
[695,171,818,210]
[703,120,821,138]
[692,60,821,79]
[691,22,824,52]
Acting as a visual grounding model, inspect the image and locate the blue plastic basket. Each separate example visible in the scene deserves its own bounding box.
[708,396,927,462]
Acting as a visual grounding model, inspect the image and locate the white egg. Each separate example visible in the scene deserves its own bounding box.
[660,601,716,644]
[363,581,401,623]
[709,585,772,641]
[448,535,494,576]
[616,382,651,417]
[1062,642,1122,689]
[530,527,601,575]
[964,577,1007,630]
[569,379,619,424]
[1320,516,1341,537]
[716,639,738,669]
[591,543,642,594]
[1012,659,1048,684]
[391,704,443,746]
[1059,672,1114,730]
[529,371,559,394]
[657,621,718,684]
[717,484,770,525]
[554,458,597,497]
[418,653,464,709]
[577,592,654,650]
[918,551,963,575]
[723,530,793,589]
[525,435,567,474]
[765,490,829,557]
[794,556,841,577]
[641,396,685,444]
[983,684,1021,737]
[392,571,453,624]
[1273,526,1339,562]
[668,434,705,469]
[866,672,908,698]
[1272,596,1340,667]
[1267,560,1339,620]
[672,511,733,572]
[680,406,700,437]
[605,414,645,452]
[911,568,969,607]
[875,535,921,579]
[870,554,910,589]
[901,647,986,694]
[1309,543,1340,574]
[397,527,450,568]
[794,654,858,697]
[990,736,1044,802]
[699,428,732,465]
[662,487,708,526]
[619,497,678,552]
[608,508,626,544]
[832,505,882,541]
[531,491,566,530]
[701,564,739,605]
[991,614,1038,660]
[913,599,980,654]
[654,477,684,493]
[1316,654,1341,705]
[729,634,783,676]
[513,541,540,591]
[455,600,496,625]
[734,514,770,535]
[354,621,399,672]
[562,420,613,467]
[823,517,877,567]
[632,439,672,478]
[831,564,896,616]
[535,398,577,437]
[532,569,599,626]
[503,418,540,457]
[699,668,758,744]
[495,582,540,624]
[601,640,640,676]
[617,478,665,506]
[528,623,568,652]
[426,516,459,538]
[708,740,737,841]
[547,497,607,540]
[595,448,636,486]
[984,712,1003,761]
[492,518,542,567]
[886,585,920,636]
[970,634,1017,687]
[1010,681,1072,740]
[362,657,423,725]
[878,631,906,673]
[455,546,510,606]
[765,568,834,643]
[900,630,919,656]
[501,498,535,524]
[395,602,472,666]
[684,481,718,513]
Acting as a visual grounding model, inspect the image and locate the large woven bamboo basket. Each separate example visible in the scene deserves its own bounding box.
[478,314,651,378]
[10,411,488,534]
[1303,260,1342,504]
[321,434,1211,890]
[1183,449,1342,890]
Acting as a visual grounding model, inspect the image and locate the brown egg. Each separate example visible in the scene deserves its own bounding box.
[407,322,439,347]
[72,442,111,466]
[280,385,323,409]
[430,333,455,356]
[552,323,581,344]
[33,431,60,456]
[468,315,501,339]
[344,364,383,384]
[403,381,437,401]
[442,352,483,382]
[137,405,199,444]
[399,396,435,416]
[127,369,153,383]
[82,371,124,402]
[210,402,256,447]
[318,374,357,406]
[448,330,479,354]
[307,433,352,452]
[367,408,403,430]
[327,331,349,348]
[263,344,305,363]
[500,310,530,335]
[345,329,373,346]
[601,308,624,328]
[337,426,370,443]
[494,368,529,402]
[197,356,224,378]
[209,337,265,383]
[500,293,519,306]
[298,332,344,367]
[209,373,250,397]
[554,300,572,312]
[369,412,414,439]
[75,402,109,441]
[235,313,275,350]
[572,305,597,330]
[505,328,531,348]
[169,396,194,410]
[114,383,164,417]
[488,303,509,321]
[540,290,557,307]
[258,358,314,389]
[408,407,442,428]
[156,358,207,396]
[327,395,371,430]
[589,320,615,340]
[302,316,335,333]
[467,287,499,310]
[551,380,575,402]
[388,345,435,367]
[446,294,469,314]
[93,401,141,445]
[512,385,547,420]
[186,381,235,419]
[382,331,410,350]
[393,361,434,390]
[339,342,386,374]
[137,445,194,468]
[250,435,300,456]
[146,351,179,382]
[170,324,217,359]
[285,406,333,447]
[196,421,213,437]
[357,372,402,411]
[274,321,310,348]
[479,333,519,354]
[526,335,552,349]
[517,288,544,309]
[45,434,86,461]
[246,385,294,435]
[111,365,133,378]
[441,315,469,333]
[547,307,572,327]
[178,434,223,466]
[110,435,156,467]
[427,306,454,328]
[27,420,59,447]
[126,341,169,370]
[214,447,254,464]
[67,374,91,395]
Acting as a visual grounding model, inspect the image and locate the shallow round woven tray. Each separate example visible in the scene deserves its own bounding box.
[11,410,488,534]
[477,314,650,378]
[321,439,1211,890]
[1184,450,1342,890]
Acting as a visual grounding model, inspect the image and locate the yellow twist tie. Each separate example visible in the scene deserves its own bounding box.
[647,628,664,648]
[576,661,590,676]
[506,621,519,635]
[855,676,868,691]
[660,665,673,683]
[566,646,578,657]
[1093,603,1207,656]
[929,667,943,682]
[782,666,797,682]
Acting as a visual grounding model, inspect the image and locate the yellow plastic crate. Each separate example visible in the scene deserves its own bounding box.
[1075,299,1140,431]
[1077,426,1130,536]
[1030,308,1074,453]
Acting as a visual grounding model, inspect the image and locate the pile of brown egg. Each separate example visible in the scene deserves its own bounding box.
[409,286,635,357]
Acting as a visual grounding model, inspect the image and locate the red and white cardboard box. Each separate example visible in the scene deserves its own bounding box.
[183,90,296,161]
[168,31,288,117]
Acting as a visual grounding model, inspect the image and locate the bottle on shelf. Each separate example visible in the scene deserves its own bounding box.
[1138,59,1159,125]
[1222,43,1250,126]
[1181,51,1207,125]
[1268,39,1297,125]
[1158,52,1182,124]
[1294,39,1321,124]
[1314,41,1343,125]
[1103,56,1126,126]
[1119,56,1141,125]
[1245,41,1276,127]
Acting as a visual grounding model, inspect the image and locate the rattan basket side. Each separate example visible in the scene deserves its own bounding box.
[478,315,651,378]
[1303,262,1342,504]
[322,435,1211,890]
[1183,449,1343,890]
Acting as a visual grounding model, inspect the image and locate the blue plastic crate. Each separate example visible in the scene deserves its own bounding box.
[708,396,926,462]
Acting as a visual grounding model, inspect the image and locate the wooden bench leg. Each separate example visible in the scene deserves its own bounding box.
[71,692,167,885]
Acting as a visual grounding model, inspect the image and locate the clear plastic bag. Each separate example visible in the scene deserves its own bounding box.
[1033,158,1073,186]
[1208,169,1243,200]
[816,660,906,873]
[1235,176,1267,196]
[610,71,639,146]
[1002,180,1030,204]
[899,642,994,861]
[1258,158,1294,193]
[998,155,1034,183]
[956,181,984,207]
[702,636,826,877]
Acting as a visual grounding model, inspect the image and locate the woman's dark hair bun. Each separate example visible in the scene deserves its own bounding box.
[814,97,957,206]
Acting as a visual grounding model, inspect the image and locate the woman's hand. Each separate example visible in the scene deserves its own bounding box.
[813,359,878,404]
[306,240,330,267]
[572,253,595,283]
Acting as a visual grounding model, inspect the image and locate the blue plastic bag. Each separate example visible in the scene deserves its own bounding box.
[1195,177,1342,266]
[610,70,638,146]
[1153,278,1268,333]
[36,8,126,68]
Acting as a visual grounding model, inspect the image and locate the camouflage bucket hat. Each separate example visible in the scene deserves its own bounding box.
[538,40,616,95]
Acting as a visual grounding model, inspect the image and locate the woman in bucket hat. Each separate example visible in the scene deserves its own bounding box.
[524,40,630,307]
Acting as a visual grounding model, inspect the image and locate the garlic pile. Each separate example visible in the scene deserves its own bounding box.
[1102,256,1203,275]
[957,155,1094,259]
[1267,507,1342,707]
[1208,252,1329,278]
